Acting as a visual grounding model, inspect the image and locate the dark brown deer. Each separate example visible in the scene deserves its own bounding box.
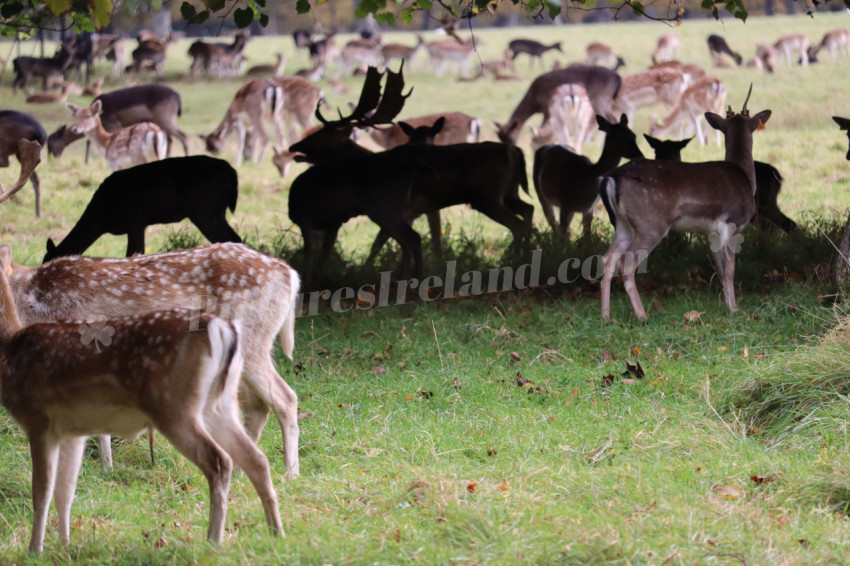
[833,116,850,160]
[644,134,796,233]
[127,33,171,74]
[12,43,74,93]
[48,84,189,158]
[532,114,644,238]
[44,156,241,262]
[188,32,249,76]
[495,65,622,144]
[0,112,46,216]
[508,39,562,69]
[707,34,743,67]
[599,86,770,321]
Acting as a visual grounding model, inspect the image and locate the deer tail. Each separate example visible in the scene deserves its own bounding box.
[278,268,301,360]
[470,118,481,143]
[207,317,243,398]
[599,175,619,229]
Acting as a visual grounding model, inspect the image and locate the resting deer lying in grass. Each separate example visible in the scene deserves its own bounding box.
[600,85,770,321]
[67,100,168,171]
[0,245,282,552]
[0,114,45,216]
[645,134,796,233]
[7,242,301,476]
[44,156,242,261]
[532,114,643,238]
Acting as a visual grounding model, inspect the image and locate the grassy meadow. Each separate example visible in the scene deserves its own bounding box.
[1,11,850,564]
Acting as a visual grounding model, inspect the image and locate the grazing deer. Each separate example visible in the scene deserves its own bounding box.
[645,134,796,233]
[707,34,743,67]
[12,44,74,93]
[532,114,643,238]
[812,29,849,60]
[427,37,476,78]
[612,68,687,126]
[508,39,562,69]
[599,86,770,321]
[649,76,726,146]
[649,60,707,86]
[246,52,286,77]
[528,83,596,154]
[652,32,679,64]
[496,65,622,144]
[585,42,625,70]
[0,246,283,552]
[0,114,45,216]
[7,242,300,477]
[188,33,249,76]
[203,77,322,166]
[833,116,850,160]
[43,156,241,260]
[66,100,168,171]
[750,44,777,74]
[381,34,426,70]
[340,41,383,76]
[25,82,71,104]
[127,33,171,74]
[774,34,810,67]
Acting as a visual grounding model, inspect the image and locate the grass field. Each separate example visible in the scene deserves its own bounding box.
[1,11,850,564]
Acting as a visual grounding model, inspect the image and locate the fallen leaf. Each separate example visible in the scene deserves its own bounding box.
[622,359,645,379]
[630,345,641,357]
[297,412,311,421]
[403,393,415,401]
[466,481,478,493]
[750,474,778,485]
[570,387,579,399]
[712,484,743,500]
[683,310,705,323]
[452,377,461,390]
[515,371,532,387]
[495,480,511,492]
[418,388,434,399]
[510,351,521,362]
[601,374,616,388]
[487,449,498,457]
[622,378,636,385]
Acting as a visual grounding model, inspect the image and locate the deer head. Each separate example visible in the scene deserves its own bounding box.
[67,100,103,134]
[0,140,42,205]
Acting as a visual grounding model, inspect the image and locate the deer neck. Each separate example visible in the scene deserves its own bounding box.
[594,139,628,174]
[85,117,114,150]
[0,269,22,333]
[724,133,756,194]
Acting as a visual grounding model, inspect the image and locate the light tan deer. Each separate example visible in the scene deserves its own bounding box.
[26,83,72,104]
[649,60,707,86]
[203,77,321,166]
[649,76,726,146]
[600,86,770,321]
[82,76,104,96]
[5,242,302,477]
[66,100,168,171]
[774,33,810,67]
[381,34,425,70]
[612,68,687,126]
[813,28,849,60]
[246,52,286,77]
[0,139,42,210]
[529,83,597,155]
[365,111,481,149]
[0,246,282,553]
[652,32,679,64]
[427,37,476,78]
[585,42,625,69]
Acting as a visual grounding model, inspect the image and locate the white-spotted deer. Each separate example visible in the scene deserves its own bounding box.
[649,76,726,146]
[6,242,301,477]
[528,83,596,155]
[599,86,770,321]
[585,42,625,70]
[0,245,282,552]
[381,34,426,70]
[66,100,168,171]
[532,114,643,238]
[652,32,679,64]
[613,68,687,126]
[427,37,476,78]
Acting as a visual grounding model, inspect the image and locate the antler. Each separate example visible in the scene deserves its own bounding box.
[740,83,753,117]
[364,62,413,127]
[0,139,42,204]
[316,66,384,126]
[314,64,412,129]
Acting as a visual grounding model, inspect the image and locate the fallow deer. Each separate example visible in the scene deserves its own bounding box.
[427,37,476,78]
[12,44,74,93]
[381,34,426,70]
[600,86,771,321]
[127,33,172,74]
[707,34,743,67]
[340,41,383,77]
[246,52,286,77]
[532,114,643,238]
[812,29,849,60]
[496,65,622,145]
[0,245,283,552]
[774,33,810,67]
[188,32,249,77]
[365,111,481,149]
[67,100,168,171]
[7,242,301,476]
[508,39,562,69]
[754,44,777,73]
[644,133,796,233]
[82,76,104,96]
[528,83,596,154]
[0,115,45,216]
[585,42,625,70]
[649,60,707,86]
[833,116,850,160]
[652,32,679,65]
[649,76,726,146]
[612,68,687,126]
[25,82,71,104]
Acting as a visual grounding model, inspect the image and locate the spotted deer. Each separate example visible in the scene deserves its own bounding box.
[0,115,45,216]
[812,29,849,60]
[585,42,625,69]
[652,32,679,64]
[66,100,168,171]
[4,242,301,477]
[600,86,770,321]
[773,33,810,67]
[380,34,426,70]
[612,68,687,126]
[0,246,282,553]
[427,37,476,78]
[528,83,596,155]
[649,76,726,146]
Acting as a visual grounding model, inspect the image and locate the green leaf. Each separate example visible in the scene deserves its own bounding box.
[207,0,227,10]
[374,12,395,25]
[234,7,255,28]
[150,0,163,10]
[88,0,114,29]
[0,3,23,18]
[181,2,198,20]
[630,1,644,16]
[258,12,269,26]
[296,0,311,14]
[45,0,72,15]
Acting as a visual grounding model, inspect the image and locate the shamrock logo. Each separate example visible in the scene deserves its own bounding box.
[78,315,115,353]
[708,223,744,253]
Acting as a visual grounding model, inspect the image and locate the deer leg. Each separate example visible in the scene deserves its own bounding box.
[204,398,283,535]
[427,211,443,257]
[238,385,270,444]
[560,209,575,238]
[190,213,242,244]
[538,198,559,233]
[85,139,91,164]
[367,229,392,265]
[126,227,146,257]
[96,435,113,471]
[581,210,594,239]
[601,230,633,321]
[158,420,233,545]
[475,202,530,243]
[623,231,665,321]
[30,171,40,218]
[28,434,61,553]
[54,437,86,546]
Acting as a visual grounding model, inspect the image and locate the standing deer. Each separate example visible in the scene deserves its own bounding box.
[707,34,743,67]
[652,32,679,64]
[0,113,46,216]
[532,114,643,238]
[774,34,810,67]
[66,101,168,171]
[649,76,727,146]
[612,68,687,126]
[496,65,622,144]
[812,29,850,60]
[0,245,283,552]
[12,44,74,93]
[508,39,562,69]
[528,83,596,154]
[427,37,476,78]
[585,42,625,69]
[381,34,426,70]
[599,86,770,321]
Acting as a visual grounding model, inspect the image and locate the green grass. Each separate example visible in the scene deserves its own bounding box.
[1,12,850,565]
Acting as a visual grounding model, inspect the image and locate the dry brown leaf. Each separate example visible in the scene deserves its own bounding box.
[712,484,743,500]
[683,310,705,323]
[466,481,478,493]
[495,480,511,492]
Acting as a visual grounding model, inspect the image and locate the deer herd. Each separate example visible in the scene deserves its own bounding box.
[0,21,848,553]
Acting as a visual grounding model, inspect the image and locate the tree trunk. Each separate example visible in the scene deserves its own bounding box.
[152,9,172,39]
[765,0,776,15]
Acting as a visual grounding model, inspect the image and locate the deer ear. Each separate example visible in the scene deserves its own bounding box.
[66,102,80,113]
[90,99,103,114]
[751,110,771,129]
[432,116,445,135]
[704,112,725,132]
[643,134,660,149]
[678,137,695,149]
[619,113,629,126]
[399,122,415,137]
[833,116,850,130]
